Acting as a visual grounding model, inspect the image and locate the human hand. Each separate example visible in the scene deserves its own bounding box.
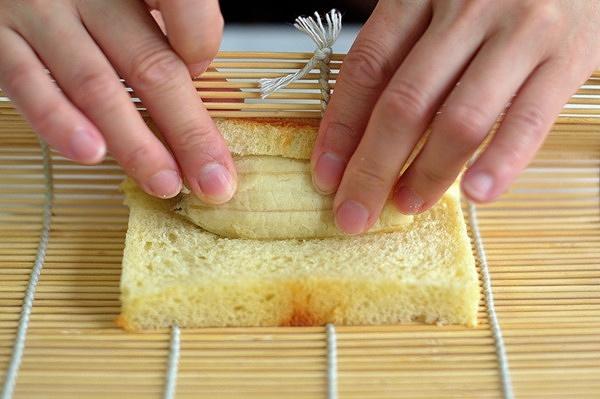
[0,0,236,203]
[311,0,600,234]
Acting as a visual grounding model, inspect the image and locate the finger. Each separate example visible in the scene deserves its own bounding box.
[462,59,586,202]
[394,27,545,214]
[0,27,105,164]
[311,0,431,194]
[332,5,490,235]
[158,0,223,77]
[15,8,182,198]
[80,0,236,204]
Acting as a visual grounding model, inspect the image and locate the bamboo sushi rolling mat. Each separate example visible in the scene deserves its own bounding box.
[0,52,599,399]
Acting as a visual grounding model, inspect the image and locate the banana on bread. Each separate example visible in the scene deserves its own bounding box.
[117,118,479,331]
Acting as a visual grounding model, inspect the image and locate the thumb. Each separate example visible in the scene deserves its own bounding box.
[156,0,223,77]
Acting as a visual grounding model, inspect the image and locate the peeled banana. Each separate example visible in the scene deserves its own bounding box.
[175,155,413,239]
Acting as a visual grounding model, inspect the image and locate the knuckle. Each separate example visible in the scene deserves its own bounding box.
[2,61,36,94]
[522,1,562,28]
[342,39,393,91]
[14,0,64,27]
[22,0,47,7]
[129,45,186,91]
[418,164,454,186]
[321,122,362,155]
[379,79,430,122]
[458,0,489,15]
[509,104,546,134]
[21,0,52,14]
[120,143,153,174]
[171,120,218,154]
[349,161,389,193]
[71,72,122,109]
[442,104,490,147]
[435,0,487,31]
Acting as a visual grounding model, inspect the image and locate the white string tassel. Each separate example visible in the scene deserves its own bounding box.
[259,9,342,112]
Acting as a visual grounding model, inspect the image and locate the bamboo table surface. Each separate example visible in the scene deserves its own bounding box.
[0,53,599,398]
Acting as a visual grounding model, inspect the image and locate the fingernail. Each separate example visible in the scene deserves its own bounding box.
[313,152,345,194]
[394,186,425,215]
[463,171,494,202]
[335,199,369,235]
[197,162,235,204]
[189,61,210,78]
[70,128,104,162]
[146,170,182,199]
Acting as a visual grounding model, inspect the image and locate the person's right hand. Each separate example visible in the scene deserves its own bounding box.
[311,0,600,235]
[0,0,237,203]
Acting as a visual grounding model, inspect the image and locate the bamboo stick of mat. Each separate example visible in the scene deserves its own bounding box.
[0,51,598,120]
[0,51,599,399]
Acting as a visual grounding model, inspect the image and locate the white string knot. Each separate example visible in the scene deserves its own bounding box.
[314,47,332,61]
[259,9,342,112]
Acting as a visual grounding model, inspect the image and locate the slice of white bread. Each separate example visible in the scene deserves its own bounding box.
[118,118,479,331]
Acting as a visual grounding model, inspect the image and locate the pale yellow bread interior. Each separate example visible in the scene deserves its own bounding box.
[118,180,479,331]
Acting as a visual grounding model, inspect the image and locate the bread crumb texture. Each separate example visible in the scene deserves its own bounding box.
[119,178,479,331]
[215,118,318,160]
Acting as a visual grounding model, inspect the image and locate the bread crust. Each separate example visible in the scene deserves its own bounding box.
[215,118,319,160]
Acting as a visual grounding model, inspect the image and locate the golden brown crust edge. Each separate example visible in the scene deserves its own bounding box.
[144,117,319,160]
[214,118,319,160]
